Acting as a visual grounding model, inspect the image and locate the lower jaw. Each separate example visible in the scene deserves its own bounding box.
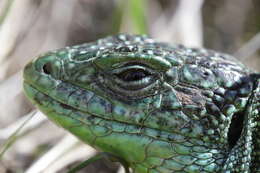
[24,82,224,172]
[23,82,178,142]
[23,82,173,164]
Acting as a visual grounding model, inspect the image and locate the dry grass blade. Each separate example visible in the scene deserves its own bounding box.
[0,71,32,125]
[0,111,36,159]
[67,152,130,173]
[234,32,260,60]
[0,71,22,105]
[118,166,127,173]
[25,134,94,173]
[0,0,15,25]
[151,0,204,47]
[0,0,32,66]
[0,110,46,140]
[44,144,97,173]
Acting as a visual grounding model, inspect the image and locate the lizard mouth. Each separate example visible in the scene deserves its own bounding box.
[23,80,122,125]
[23,81,181,145]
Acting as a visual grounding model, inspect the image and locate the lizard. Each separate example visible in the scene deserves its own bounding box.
[23,34,260,173]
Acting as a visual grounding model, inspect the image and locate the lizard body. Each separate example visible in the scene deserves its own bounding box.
[23,34,260,173]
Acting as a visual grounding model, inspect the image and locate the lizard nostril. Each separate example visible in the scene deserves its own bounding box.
[42,62,52,74]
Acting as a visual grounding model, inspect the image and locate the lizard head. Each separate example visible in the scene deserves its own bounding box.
[23,34,259,172]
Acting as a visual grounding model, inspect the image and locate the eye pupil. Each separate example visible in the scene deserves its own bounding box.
[125,71,145,81]
[117,69,150,81]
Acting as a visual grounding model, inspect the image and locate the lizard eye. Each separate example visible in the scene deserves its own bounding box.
[111,65,156,89]
[116,68,151,82]
[100,64,159,98]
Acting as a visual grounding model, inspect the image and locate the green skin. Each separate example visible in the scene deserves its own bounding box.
[23,34,260,173]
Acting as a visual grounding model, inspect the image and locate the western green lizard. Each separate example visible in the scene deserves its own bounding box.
[23,34,260,173]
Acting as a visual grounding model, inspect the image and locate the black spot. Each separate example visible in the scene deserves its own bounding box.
[203,72,210,77]
[43,62,52,74]
[227,111,245,149]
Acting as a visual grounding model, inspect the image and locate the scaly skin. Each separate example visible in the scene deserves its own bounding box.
[23,34,260,173]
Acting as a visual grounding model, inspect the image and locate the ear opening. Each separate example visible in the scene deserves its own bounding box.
[223,76,258,172]
[227,110,245,149]
[223,108,253,172]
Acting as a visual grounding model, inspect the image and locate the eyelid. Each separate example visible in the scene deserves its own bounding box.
[93,55,172,71]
